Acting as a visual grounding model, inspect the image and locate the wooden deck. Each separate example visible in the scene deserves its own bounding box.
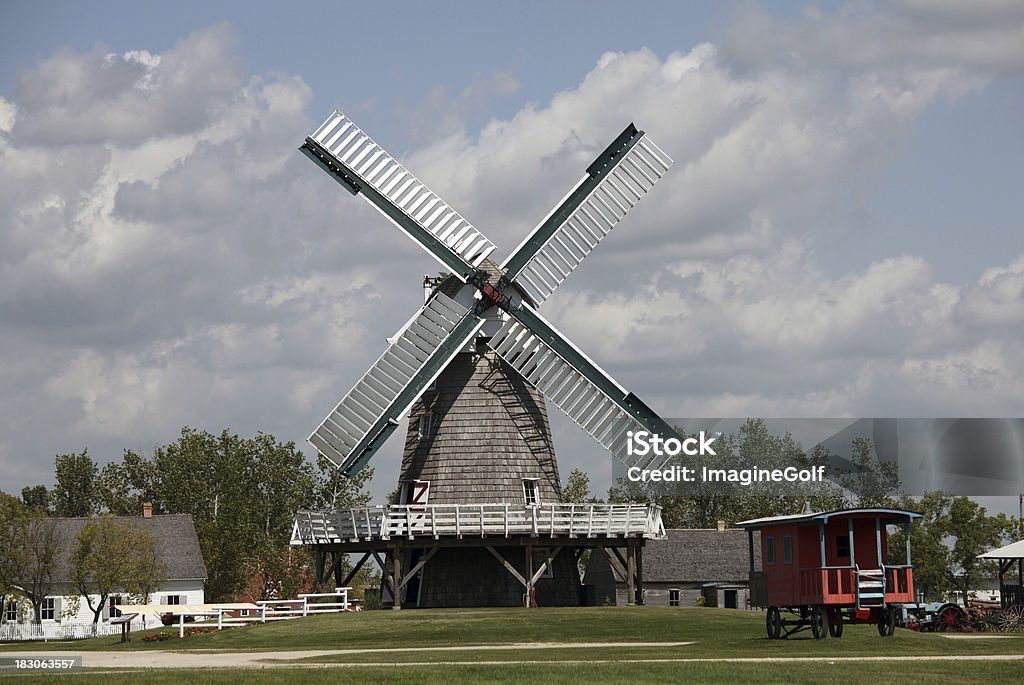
[291,503,665,545]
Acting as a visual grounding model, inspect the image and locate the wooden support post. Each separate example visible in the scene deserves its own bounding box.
[392,550,402,610]
[398,544,440,590]
[341,552,372,588]
[848,517,856,568]
[747,529,755,573]
[526,544,534,608]
[875,517,883,567]
[333,551,345,589]
[819,523,826,568]
[905,522,911,566]
[315,550,326,588]
[599,546,627,583]
[626,545,636,606]
[635,544,644,605]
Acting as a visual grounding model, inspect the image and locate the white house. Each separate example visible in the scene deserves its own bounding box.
[1,509,207,639]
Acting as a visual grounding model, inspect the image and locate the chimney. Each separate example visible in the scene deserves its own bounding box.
[143,502,153,518]
[717,519,726,532]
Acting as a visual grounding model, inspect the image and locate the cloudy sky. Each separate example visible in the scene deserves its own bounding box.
[1,1,1022,504]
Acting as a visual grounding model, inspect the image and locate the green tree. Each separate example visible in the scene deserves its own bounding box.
[20,485,50,512]
[312,455,373,509]
[563,467,598,504]
[96,450,158,516]
[51,450,99,517]
[70,516,165,625]
[0,494,63,622]
[836,437,901,508]
[946,497,1013,600]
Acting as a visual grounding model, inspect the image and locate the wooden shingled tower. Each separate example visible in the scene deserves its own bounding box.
[292,108,675,608]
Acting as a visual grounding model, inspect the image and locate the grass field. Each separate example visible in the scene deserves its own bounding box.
[1,607,1022,683]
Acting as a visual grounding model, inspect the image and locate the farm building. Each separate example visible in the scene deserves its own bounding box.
[0,508,206,637]
[585,526,760,608]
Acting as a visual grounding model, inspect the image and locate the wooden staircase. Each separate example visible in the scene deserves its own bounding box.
[856,566,886,609]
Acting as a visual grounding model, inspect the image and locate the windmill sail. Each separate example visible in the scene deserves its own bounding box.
[501,125,672,304]
[302,111,497,281]
[489,304,677,469]
[310,292,484,477]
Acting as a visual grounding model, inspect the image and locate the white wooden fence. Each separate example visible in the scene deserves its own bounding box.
[0,621,120,642]
[291,503,665,545]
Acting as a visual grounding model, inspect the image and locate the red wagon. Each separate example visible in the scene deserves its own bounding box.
[736,508,922,639]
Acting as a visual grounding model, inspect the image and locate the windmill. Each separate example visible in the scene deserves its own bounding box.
[294,109,675,608]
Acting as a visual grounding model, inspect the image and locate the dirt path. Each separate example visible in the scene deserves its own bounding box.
[8,645,1024,670]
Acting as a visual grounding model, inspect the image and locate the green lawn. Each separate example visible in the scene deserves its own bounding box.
[1,607,1022,684]
[5,662,1024,685]
[3,606,1019,657]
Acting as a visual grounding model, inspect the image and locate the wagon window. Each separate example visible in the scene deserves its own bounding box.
[782,534,793,565]
[765,535,775,565]
[836,534,850,559]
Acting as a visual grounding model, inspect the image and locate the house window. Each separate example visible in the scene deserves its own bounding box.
[782,534,793,565]
[668,589,681,607]
[416,413,433,440]
[164,595,182,606]
[836,534,851,560]
[109,595,122,619]
[240,609,250,617]
[41,597,55,620]
[765,535,776,565]
[4,602,17,622]
[533,548,555,579]
[522,479,540,506]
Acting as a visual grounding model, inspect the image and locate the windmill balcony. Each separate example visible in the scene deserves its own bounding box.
[292,503,665,546]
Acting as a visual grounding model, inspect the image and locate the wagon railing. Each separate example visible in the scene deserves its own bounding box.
[799,566,856,605]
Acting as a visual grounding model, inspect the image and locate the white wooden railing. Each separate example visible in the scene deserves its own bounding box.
[291,503,665,545]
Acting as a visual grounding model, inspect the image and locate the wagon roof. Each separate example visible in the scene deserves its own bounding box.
[734,507,922,530]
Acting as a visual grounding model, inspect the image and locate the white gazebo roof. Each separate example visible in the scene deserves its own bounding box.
[979,539,1024,560]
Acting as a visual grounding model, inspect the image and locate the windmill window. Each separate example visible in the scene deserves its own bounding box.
[416,413,433,440]
[523,479,540,506]
[108,595,122,619]
[41,597,56,620]
[782,534,793,565]
[765,536,775,565]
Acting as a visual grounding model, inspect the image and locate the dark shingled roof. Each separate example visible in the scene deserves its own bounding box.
[642,529,760,584]
[48,514,207,583]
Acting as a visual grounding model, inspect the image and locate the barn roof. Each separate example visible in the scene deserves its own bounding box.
[979,539,1024,560]
[641,529,758,584]
[735,508,922,530]
[48,514,207,583]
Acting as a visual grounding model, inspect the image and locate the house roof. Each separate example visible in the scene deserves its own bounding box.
[734,508,922,530]
[49,514,207,583]
[641,529,759,584]
[979,539,1024,560]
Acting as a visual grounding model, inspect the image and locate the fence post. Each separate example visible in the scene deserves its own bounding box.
[218,609,223,630]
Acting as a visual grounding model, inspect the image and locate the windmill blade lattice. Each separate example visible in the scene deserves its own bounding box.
[302,111,497,281]
[310,292,484,476]
[490,305,677,470]
[501,124,672,304]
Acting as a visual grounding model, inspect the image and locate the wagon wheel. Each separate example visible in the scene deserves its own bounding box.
[937,604,965,632]
[828,608,844,638]
[877,607,896,637]
[766,606,782,640]
[811,605,829,639]
[998,605,1024,632]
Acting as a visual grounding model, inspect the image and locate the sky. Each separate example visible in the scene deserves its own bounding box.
[0,1,1022,509]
